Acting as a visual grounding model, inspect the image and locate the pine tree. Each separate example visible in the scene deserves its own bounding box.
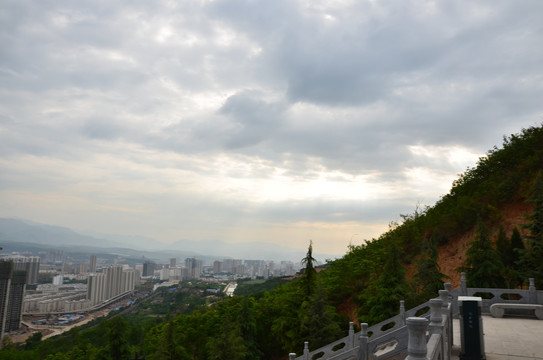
[496,226,511,267]
[207,317,248,360]
[413,231,449,300]
[106,316,129,360]
[299,281,342,351]
[300,240,317,299]
[156,321,187,360]
[458,217,505,288]
[363,239,410,324]
[520,174,543,287]
[505,227,525,288]
[510,227,525,265]
[238,296,262,360]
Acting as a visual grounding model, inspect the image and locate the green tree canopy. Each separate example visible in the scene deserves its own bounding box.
[458,217,505,288]
[520,174,543,287]
[413,231,449,301]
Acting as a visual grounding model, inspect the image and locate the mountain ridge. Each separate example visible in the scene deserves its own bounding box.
[0,217,334,262]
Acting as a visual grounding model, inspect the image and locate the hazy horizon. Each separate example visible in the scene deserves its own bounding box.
[1,1,542,255]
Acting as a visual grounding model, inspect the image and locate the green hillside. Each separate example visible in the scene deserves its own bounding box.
[2,125,543,359]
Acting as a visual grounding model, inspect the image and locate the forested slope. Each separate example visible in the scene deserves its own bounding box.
[2,125,542,360]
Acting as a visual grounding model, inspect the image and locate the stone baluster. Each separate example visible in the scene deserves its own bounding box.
[406,317,429,360]
[461,272,467,296]
[429,298,443,331]
[348,321,355,349]
[400,300,406,326]
[357,323,369,360]
[289,353,296,360]
[302,341,309,360]
[439,288,451,321]
[429,298,446,360]
[439,289,452,360]
[529,278,536,304]
[439,290,449,306]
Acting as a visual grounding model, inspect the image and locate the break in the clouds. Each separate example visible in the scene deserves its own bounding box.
[1,0,542,256]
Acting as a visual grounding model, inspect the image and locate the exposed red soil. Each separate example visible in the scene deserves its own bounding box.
[337,297,359,326]
[437,201,533,288]
[339,201,534,323]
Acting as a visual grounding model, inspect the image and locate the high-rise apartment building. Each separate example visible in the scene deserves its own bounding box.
[223,259,233,273]
[184,258,202,279]
[0,255,40,285]
[0,261,27,339]
[87,266,136,305]
[213,260,221,274]
[5,270,26,333]
[87,273,105,304]
[143,262,155,277]
[184,258,193,273]
[52,274,64,286]
[170,258,176,268]
[89,255,97,273]
[0,261,12,340]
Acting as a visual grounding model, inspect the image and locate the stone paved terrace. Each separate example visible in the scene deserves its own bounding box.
[452,315,543,360]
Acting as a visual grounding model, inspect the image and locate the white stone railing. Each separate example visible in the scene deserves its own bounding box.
[449,274,543,316]
[290,275,541,360]
[290,287,453,360]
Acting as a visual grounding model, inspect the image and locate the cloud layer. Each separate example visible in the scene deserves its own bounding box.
[1,0,542,256]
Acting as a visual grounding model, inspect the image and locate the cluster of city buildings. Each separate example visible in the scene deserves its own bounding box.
[0,251,301,340]
[154,257,298,281]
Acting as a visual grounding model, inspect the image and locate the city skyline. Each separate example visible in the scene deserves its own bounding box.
[1,1,543,255]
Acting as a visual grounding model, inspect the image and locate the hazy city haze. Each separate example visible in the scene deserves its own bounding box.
[1,0,542,255]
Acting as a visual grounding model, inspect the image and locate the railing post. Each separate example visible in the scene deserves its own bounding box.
[439,289,449,306]
[529,278,537,304]
[289,353,296,360]
[429,298,443,333]
[406,317,429,360]
[461,272,467,296]
[440,289,452,360]
[400,300,406,326]
[357,323,368,360]
[303,341,309,360]
[429,298,447,360]
[348,321,355,349]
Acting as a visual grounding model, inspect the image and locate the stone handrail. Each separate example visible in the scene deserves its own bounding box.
[290,275,538,360]
[291,291,452,360]
[449,275,542,316]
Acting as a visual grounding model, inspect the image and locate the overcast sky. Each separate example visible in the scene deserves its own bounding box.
[1,0,542,256]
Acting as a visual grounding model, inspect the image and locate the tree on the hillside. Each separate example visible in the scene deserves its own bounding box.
[361,239,411,324]
[156,321,187,360]
[519,173,543,287]
[300,240,317,299]
[510,227,525,265]
[496,226,511,267]
[207,314,247,360]
[413,231,449,301]
[458,217,505,288]
[496,226,517,288]
[299,280,342,351]
[23,332,42,351]
[509,227,526,287]
[107,316,130,360]
[237,296,262,360]
[270,283,305,354]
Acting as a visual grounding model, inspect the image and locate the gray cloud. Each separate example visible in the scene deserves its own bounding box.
[1,0,542,253]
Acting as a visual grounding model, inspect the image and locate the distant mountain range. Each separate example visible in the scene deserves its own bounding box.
[0,218,335,263]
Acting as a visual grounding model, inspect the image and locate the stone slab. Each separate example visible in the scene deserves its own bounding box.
[452,315,543,360]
